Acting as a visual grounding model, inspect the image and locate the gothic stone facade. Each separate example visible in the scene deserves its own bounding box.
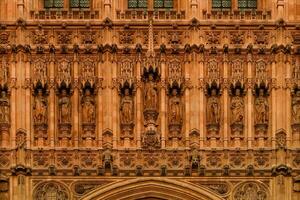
[0,0,300,200]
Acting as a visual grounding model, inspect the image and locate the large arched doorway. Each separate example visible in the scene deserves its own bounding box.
[80,178,225,200]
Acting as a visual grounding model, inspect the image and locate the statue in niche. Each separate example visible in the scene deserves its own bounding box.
[207,88,220,124]
[144,73,158,110]
[16,130,26,165]
[168,88,182,124]
[81,88,95,123]
[292,90,300,124]
[33,89,47,124]
[231,88,244,124]
[58,89,71,123]
[0,90,9,123]
[255,88,269,124]
[120,88,134,124]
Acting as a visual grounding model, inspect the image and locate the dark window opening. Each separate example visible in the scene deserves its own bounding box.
[238,0,257,9]
[70,0,90,8]
[128,0,148,8]
[212,0,231,10]
[154,0,173,9]
[44,0,64,8]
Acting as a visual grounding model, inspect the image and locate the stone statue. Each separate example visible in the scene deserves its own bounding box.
[292,90,300,124]
[33,89,47,124]
[0,91,9,124]
[81,88,95,123]
[120,88,134,124]
[16,130,26,166]
[207,89,220,124]
[231,89,244,124]
[144,74,158,110]
[58,89,71,123]
[255,89,268,124]
[168,88,182,124]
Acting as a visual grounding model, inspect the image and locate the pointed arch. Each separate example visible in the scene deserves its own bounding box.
[80,178,225,200]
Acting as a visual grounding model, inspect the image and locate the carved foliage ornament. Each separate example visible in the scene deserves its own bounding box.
[33,182,69,200]
[0,57,9,87]
[233,182,268,200]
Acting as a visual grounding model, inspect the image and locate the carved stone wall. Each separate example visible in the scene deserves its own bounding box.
[0,0,299,200]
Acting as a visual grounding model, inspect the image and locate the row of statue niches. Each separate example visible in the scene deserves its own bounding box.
[1,82,300,129]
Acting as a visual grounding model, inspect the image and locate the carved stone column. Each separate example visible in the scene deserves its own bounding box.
[160,60,167,149]
[246,54,253,148]
[49,55,55,147]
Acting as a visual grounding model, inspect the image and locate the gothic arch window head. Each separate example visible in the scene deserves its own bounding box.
[212,0,231,10]
[154,0,173,9]
[128,0,148,8]
[70,0,90,8]
[44,0,64,8]
[238,0,257,9]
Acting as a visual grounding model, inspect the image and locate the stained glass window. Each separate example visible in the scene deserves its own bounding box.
[70,0,90,8]
[238,0,257,9]
[44,0,64,8]
[128,0,148,8]
[212,0,231,10]
[154,0,173,8]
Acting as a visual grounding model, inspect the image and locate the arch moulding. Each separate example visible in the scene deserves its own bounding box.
[80,177,225,200]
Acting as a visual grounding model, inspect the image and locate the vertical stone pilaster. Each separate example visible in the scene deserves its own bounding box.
[199,54,205,148]
[73,56,79,147]
[136,60,142,149]
[223,55,229,148]
[112,61,118,149]
[49,57,55,147]
[271,58,277,148]
[97,59,103,148]
[246,54,253,149]
[24,55,31,146]
[160,60,166,149]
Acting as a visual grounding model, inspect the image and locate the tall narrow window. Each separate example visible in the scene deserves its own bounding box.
[44,0,64,8]
[212,0,231,10]
[154,0,173,8]
[70,0,90,8]
[238,0,257,9]
[128,0,148,8]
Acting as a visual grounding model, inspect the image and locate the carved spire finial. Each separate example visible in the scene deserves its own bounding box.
[147,19,155,58]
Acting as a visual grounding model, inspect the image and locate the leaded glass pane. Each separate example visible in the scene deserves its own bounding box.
[80,0,89,8]
[154,0,173,8]
[238,0,257,9]
[128,0,147,8]
[138,0,147,8]
[44,0,63,8]
[70,0,90,8]
[222,0,231,8]
[154,0,163,8]
[164,0,173,8]
[71,0,80,7]
[212,0,231,10]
